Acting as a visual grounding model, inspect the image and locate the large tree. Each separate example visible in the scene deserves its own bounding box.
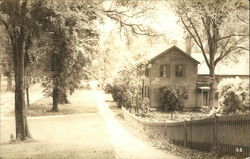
[0,0,45,140]
[0,0,33,140]
[170,0,249,107]
[30,0,98,111]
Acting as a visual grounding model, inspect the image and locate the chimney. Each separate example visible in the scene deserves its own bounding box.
[185,35,192,55]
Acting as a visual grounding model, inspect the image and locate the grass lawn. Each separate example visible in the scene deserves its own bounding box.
[1,142,114,159]
[1,89,115,159]
[5,89,99,117]
[27,97,98,116]
[0,114,115,159]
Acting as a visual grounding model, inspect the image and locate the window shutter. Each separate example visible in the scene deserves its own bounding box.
[142,86,144,97]
[142,81,144,97]
[166,64,170,77]
[160,65,163,77]
[175,65,178,76]
[183,65,185,77]
[145,68,149,77]
[148,86,150,98]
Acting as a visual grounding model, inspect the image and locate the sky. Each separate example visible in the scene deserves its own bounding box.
[97,1,249,77]
[98,1,185,59]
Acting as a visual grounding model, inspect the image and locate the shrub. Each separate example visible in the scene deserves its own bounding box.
[217,77,249,114]
[105,62,154,116]
[160,85,188,111]
[105,83,127,108]
[135,97,155,117]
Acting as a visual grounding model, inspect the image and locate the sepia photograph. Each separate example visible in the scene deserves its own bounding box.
[0,0,249,158]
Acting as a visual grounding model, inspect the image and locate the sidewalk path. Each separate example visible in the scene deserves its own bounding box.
[95,90,182,159]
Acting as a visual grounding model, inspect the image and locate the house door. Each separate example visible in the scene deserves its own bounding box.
[203,91,209,106]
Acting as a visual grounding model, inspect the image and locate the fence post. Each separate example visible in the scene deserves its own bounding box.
[213,115,218,148]
[184,120,187,147]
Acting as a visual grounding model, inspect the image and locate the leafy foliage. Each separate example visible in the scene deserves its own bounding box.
[106,62,154,117]
[160,85,188,111]
[170,0,249,107]
[29,0,99,98]
[217,77,249,114]
[0,30,13,76]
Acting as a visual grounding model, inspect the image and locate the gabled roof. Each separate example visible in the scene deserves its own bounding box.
[150,46,200,64]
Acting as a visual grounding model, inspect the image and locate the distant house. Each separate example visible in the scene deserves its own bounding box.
[142,46,249,110]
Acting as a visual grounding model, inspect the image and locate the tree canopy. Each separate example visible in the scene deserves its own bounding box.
[170,0,249,107]
[28,0,99,111]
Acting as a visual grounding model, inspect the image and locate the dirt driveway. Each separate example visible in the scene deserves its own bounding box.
[0,89,182,159]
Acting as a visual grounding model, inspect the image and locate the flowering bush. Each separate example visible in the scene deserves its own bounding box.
[159,85,188,111]
[217,77,249,114]
[135,97,155,117]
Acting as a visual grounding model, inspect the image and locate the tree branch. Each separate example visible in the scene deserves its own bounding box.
[101,7,160,36]
[215,35,248,65]
[236,14,249,24]
[217,34,248,42]
[179,12,210,67]
[215,45,249,66]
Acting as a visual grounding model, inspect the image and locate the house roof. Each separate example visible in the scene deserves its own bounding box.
[150,46,200,64]
[191,53,250,75]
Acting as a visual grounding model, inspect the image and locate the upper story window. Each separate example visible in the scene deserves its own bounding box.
[160,64,170,77]
[175,64,185,77]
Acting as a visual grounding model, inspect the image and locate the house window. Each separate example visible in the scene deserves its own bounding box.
[160,64,170,77]
[145,68,149,77]
[175,64,185,77]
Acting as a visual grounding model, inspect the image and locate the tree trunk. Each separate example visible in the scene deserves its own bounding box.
[52,87,59,112]
[13,40,32,141]
[6,72,12,91]
[26,85,30,108]
[58,90,69,104]
[209,64,215,108]
[208,24,219,109]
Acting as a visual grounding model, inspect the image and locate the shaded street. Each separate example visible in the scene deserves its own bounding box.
[0,89,181,159]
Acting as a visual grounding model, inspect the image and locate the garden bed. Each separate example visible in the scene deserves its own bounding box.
[152,111,211,122]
